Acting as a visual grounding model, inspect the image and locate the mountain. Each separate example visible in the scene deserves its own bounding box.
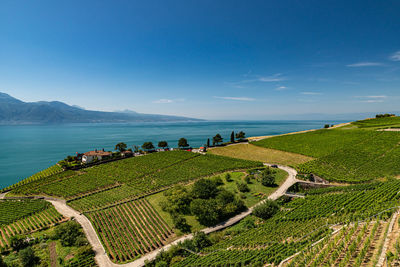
[0,92,202,124]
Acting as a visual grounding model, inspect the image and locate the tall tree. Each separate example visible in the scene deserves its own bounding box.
[142,142,155,151]
[178,138,189,148]
[207,138,210,147]
[230,131,235,143]
[212,134,223,146]
[158,141,168,148]
[235,131,246,140]
[115,142,127,152]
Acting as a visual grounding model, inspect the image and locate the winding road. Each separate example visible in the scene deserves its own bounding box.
[47,164,299,267]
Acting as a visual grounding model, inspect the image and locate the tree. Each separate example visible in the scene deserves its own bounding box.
[190,199,219,226]
[172,214,191,233]
[0,255,6,267]
[192,232,212,251]
[324,124,330,128]
[142,142,155,151]
[252,200,279,219]
[133,145,140,153]
[235,131,246,140]
[115,142,127,152]
[53,221,83,247]
[161,185,192,214]
[19,247,38,267]
[207,138,210,147]
[10,235,27,251]
[225,173,232,182]
[212,134,223,146]
[230,131,235,143]
[261,172,275,187]
[158,141,168,149]
[178,138,189,148]
[192,179,219,199]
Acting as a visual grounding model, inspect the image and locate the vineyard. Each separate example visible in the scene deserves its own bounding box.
[0,199,50,224]
[168,180,400,266]
[87,198,173,263]
[352,116,400,128]
[0,201,66,249]
[11,151,261,205]
[253,126,400,183]
[64,153,262,211]
[2,164,63,192]
[285,220,389,266]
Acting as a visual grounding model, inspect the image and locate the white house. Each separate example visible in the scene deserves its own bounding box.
[82,149,111,163]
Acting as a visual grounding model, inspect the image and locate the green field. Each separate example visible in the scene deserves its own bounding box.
[252,118,400,182]
[208,143,313,167]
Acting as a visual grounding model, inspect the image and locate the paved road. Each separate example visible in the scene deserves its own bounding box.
[47,164,299,267]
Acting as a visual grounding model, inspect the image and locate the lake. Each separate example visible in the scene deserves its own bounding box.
[0,120,345,188]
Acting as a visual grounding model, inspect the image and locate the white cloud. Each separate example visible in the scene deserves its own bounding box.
[361,100,384,103]
[227,73,286,88]
[258,73,285,82]
[301,92,322,95]
[275,86,287,91]
[214,96,255,101]
[390,51,400,61]
[346,62,384,67]
[356,95,387,103]
[152,98,184,104]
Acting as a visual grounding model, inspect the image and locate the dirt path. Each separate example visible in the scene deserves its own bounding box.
[46,164,300,267]
[49,241,57,267]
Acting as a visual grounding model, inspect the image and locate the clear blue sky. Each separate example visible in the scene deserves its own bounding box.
[1,0,399,120]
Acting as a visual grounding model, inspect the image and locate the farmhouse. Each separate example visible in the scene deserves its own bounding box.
[82,149,111,163]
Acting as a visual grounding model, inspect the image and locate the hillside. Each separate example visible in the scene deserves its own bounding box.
[2,117,400,266]
[0,92,201,124]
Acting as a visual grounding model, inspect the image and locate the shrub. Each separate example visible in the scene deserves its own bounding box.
[236,182,250,193]
[225,173,232,182]
[19,247,38,267]
[261,173,275,187]
[192,232,212,252]
[253,200,279,220]
[172,214,191,233]
[53,221,83,246]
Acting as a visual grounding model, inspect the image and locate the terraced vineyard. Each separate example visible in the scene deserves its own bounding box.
[87,198,173,263]
[169,180,400,266]
[65,153,262,211]
[0,199,50,224]
[2,164,63,192]
[285,220,389,266]
[253,125,400,183]
[11,151,261,204]
[0,202,66,248]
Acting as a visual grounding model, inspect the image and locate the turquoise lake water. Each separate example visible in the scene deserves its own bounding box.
[0,120,345,188]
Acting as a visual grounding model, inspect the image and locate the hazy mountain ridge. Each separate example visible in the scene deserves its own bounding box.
[0,92,202,124]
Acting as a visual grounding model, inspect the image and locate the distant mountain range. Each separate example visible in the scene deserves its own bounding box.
[0,92,202,124]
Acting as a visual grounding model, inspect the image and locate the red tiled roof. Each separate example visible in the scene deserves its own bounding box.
[83,150,111,156]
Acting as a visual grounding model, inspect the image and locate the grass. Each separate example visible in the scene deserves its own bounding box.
[208,143,313,167]
[146,169,288,234]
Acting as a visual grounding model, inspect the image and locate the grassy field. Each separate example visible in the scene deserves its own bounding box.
[208,143,313,167]
[251,118,400,183]
[147,169,288,234]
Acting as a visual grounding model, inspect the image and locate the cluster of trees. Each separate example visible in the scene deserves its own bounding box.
[116,137,191,153]
[206,131,246,147]
[376,113,395,118]
[247,167,277,187]
[161,178,246,230]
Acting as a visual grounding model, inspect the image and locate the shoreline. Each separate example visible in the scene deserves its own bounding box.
[247,121,351,142]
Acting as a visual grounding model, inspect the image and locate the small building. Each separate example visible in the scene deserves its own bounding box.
[121,150,133,157]
[82,149,111,163]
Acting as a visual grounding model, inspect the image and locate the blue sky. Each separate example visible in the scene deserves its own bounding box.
[1,0,400,120]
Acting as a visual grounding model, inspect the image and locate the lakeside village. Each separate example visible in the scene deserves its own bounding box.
[58,131,247,169]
